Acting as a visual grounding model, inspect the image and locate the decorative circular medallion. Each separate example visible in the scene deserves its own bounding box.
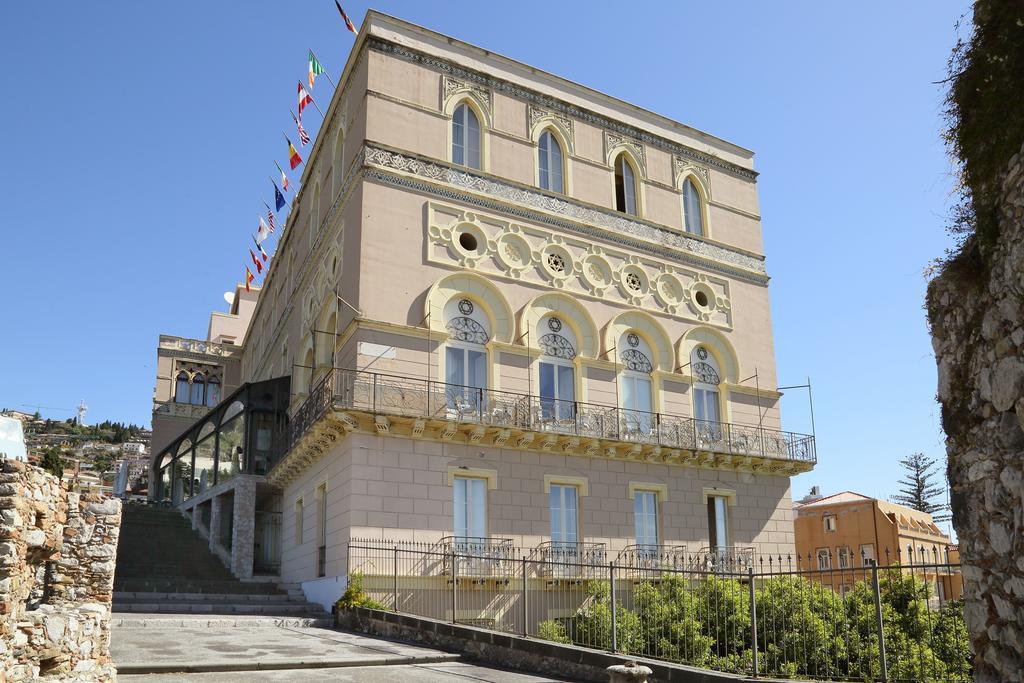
[627,333,640,348]
[458,299,474,315]
[546,253,566,273]
[697,347,708,361]
[547,317,563,333]
[625,272,642,292]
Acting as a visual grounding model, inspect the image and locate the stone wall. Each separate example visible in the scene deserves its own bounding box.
[927,144,1024,681]
[0,460,121,680]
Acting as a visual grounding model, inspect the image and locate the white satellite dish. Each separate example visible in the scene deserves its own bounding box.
[223,291,234,306]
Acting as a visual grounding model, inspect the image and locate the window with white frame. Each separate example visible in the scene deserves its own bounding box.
[538,316,576,423]
[549,484,579,551]
[538,130,564,193]
[682,177,705,236]
[619,331,654,435]
[691,346,722,441]
[452,103,481,169]
[614,154,638,215]
[838,546,850,569]
[860,543,875,566]
[454,476,487,540]
[823,514,837,533]
[707,495,730,551]
[444,298,489,415]
[634,490,659,548]
[817,548,831,570]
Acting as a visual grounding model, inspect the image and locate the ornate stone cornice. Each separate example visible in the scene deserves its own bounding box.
[362,144,768,284]
[368,37,758,182]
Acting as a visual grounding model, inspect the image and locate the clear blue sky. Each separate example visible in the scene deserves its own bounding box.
[0,2,969,507]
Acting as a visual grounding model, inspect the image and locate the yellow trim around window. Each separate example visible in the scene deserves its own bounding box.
[628,482,668,502]
[543,474,589,497]
[447,466,498,490]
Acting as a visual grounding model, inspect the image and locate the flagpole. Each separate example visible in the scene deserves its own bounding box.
[309,99,326,119]
[310,49,337,89]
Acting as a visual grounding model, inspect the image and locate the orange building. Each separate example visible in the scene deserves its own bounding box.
[794,491,961,601]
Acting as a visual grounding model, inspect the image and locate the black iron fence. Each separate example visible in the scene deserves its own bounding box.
[347,540,969,682]
[290,369,816,464]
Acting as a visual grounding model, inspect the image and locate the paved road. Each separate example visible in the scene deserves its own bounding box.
[120,661,564,682]
[112,624,568,681]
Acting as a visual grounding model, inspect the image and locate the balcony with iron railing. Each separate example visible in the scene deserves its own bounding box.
[275,368,816,485]
[616,543,689,571]
[529,541,608,578]
[158,334,239,358]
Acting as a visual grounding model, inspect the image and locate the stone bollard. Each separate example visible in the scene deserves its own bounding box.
[606,660,652,683]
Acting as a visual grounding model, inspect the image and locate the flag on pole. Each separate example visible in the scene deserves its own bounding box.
[257,216,271,243]
[309,51,325,88]
[249,249,263,274]
[335,1,358,34]
[287,137,302,169]
[273,182,286,210]
[274,162,289,192]
[245,266,255,292]
[263,202,276,231]
[291,110,311,146]
[297,82,314,120]
[253,236,269,262]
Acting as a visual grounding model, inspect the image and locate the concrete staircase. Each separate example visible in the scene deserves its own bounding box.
[113,504,330,627]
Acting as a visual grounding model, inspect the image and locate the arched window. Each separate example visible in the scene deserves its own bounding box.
[206,376,221,407]
[444,297,489,416]
[682,178,704,236]
[614,154,637,215]
[452,103,481,169]
[538,130,564,193]
[174,372,190,404]
[691,346,722,442]
[190,373,206,406]
[538,316,576,423]
[619,331,653,436]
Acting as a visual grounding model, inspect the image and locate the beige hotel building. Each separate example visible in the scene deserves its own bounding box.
[149,12,816,606]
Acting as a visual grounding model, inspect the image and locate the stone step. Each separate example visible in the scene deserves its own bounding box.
[111,614,334,629]
[113,591,305,603]
[114,579,284,595]
[111,602,324,615]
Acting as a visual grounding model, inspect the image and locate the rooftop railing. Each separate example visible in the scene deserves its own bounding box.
[158,335,238,357]
[289,369,816,465]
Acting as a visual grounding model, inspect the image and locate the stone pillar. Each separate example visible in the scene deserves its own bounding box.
[231,477,256,579]
[606,661,652,683]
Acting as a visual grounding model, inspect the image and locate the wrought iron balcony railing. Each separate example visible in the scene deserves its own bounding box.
[288,369,816,466]
[697,546,757,573]
[616,543,689,571]
[438,536,517,577]
[529,541,608,578]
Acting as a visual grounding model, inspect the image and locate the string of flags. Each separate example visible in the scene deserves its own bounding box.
[241,3,359,292]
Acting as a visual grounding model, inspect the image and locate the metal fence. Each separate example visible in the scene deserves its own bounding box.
[290,369,816,464]
[348,540,970,682]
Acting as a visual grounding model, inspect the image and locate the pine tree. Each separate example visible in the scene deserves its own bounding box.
[40,448,65,480]
[892,452,950,522]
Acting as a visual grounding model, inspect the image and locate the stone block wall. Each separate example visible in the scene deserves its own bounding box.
[0,459,121,681]
[928,144,1024,681]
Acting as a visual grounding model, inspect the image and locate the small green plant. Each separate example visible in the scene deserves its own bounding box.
[336,572,386,611]
[538,619,571,644]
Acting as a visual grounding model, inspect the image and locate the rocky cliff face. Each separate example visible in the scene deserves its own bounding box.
[928,145,1024,682]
